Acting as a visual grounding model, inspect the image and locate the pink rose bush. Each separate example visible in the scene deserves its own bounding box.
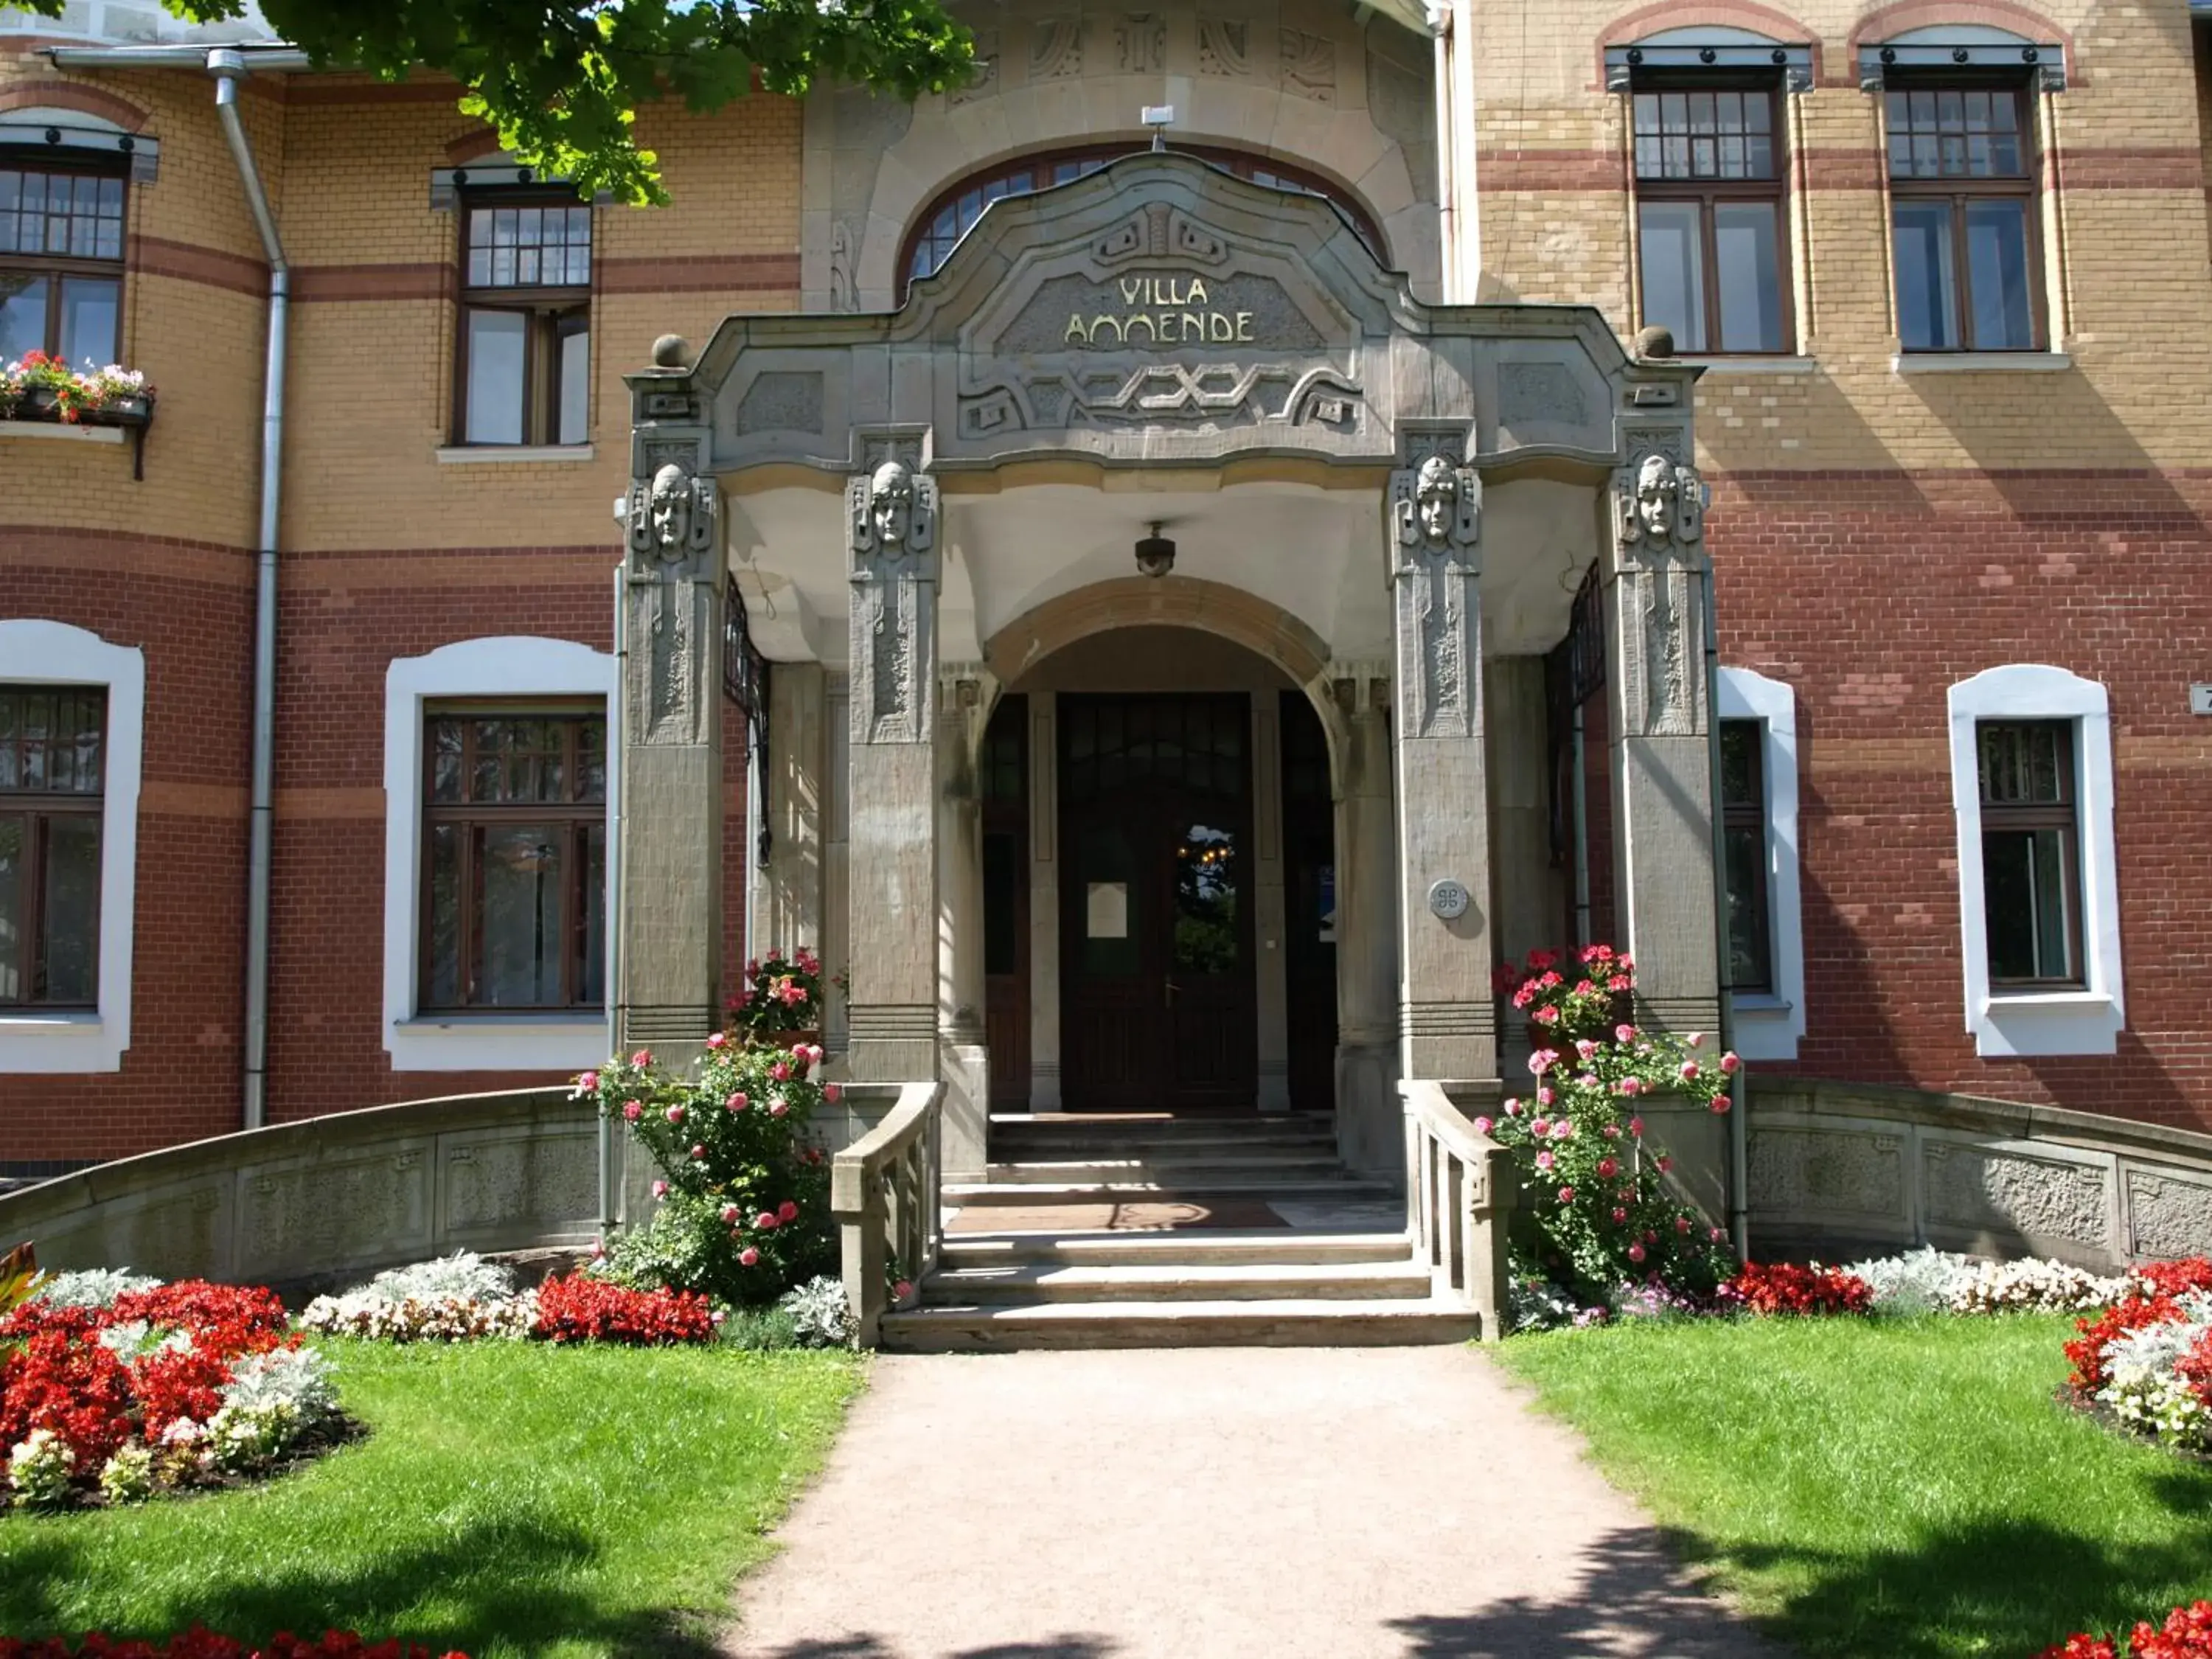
[1492,945,1737,1318]
[576,1018,835,1307]
[726,946,829,1041]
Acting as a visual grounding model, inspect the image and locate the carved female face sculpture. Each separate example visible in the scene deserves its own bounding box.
[1635,452,1677,542]
[648,463,692,554]
[1415,456,1458,546]
[870,460,915,551]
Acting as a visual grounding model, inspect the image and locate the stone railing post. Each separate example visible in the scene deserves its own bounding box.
[844,436,941,1085]
[615,342,723,1075]
[1388,434,1497,1088]
[1602,434,1721,1039]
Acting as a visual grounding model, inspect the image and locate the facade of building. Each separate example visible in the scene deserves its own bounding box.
[6,1,2212,1229]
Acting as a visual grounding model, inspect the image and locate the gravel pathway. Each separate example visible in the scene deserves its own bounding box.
[723,1345,1780,1659]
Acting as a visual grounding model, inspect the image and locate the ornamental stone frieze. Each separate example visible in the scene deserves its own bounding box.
[1388,446,1482,742]
[1610,438,1708,740]
[846,452,941,747]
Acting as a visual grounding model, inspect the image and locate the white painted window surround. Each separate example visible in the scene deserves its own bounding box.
[383,636,616,1073]
[0,620,143,1074]
[1947,664,2124,1057]
[1717,669,1804,1062]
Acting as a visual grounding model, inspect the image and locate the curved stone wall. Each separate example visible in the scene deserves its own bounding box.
[1747,1078,2212,1270]
[0,1088,599,1295]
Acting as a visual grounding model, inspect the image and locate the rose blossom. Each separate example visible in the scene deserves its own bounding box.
[1575,1039,1599,1061]
[771,1060,791,1082]
[632,1049,653,1067]
[1628,1116,1645,1136]
[691,1143,706,1159]
[1709,1225,1726,1242]
[1719,1051,1742,1075]
[778,1200,799,1222]
[1557,1186,1575,1204]
[622,1099,642,1122]
[705,1032,728,1051]
[1658,1155,1674,1173]
[1675,1216,1692,1234]
[1577,1072,1598,1089]
[1628,1243,1646,1263]
[666,1104,686,1124]
[893,1279,914,1300]
[1711,1095,1731,1115]
[1686,1031,1705,1048]
[1614,1024,1636,1044]
[1473,1116,1493,1134]
[651,1180,669,1199]
[1612,1207,1629,1224]
[1596,1158,1618,1180]
[1503,1097,1522,1116]
[1528,1050,1557,1077]
[726,1091,748,1111]
[757,1211,779,1230]
[1534,1150,1555,1171]
[1601,1124,1620,1140]
[1679,1060,1700,1081]
[824,1083,842,1104]
[577,1069,599,1092]
[740,1247,760,1267]
[720,1203,741,1223]
[1531,1117,1552,1138]
[1616,1077,1641,1098]
[769,1097,790,1117]
[1537,1087,1556,1107]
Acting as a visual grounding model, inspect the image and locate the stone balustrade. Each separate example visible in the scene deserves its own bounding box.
[1398,1079,1514,1341]
[831,1079,945,1347]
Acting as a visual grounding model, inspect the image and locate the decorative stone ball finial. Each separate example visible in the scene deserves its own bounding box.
[1632,324,1676,361]
[650,333,690,369]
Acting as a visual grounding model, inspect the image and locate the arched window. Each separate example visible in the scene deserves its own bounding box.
[900,146,1386,293]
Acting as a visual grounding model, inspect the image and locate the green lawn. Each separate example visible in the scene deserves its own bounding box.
[0,1340,863,1658]
[1498,1314,2212,1659]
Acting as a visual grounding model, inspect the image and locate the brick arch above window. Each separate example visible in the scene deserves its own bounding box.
[0,83,147,132]
[443,127,506,164]
[1848,1,2075,82]
[897,145,1388,298]
[1593,1,1822,88]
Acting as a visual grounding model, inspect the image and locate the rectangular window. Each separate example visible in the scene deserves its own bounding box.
[456,195,592,446]
[420,706,607,1010]
[1632,86,1790,355]
[1888,86,2041,352]
[0,164,125,367]
[1976,720,2079,984]
[0,687,105,1007]
[1719,719,1773,995]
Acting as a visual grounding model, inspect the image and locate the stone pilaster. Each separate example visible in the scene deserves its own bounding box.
[1388,440,1497,1085]
[845,441,940,1084]
[936,669,992,1178]
[751,661,827,962]
[1604,437,1722,1038]
[615,358,723,1062]
[1332,673,1400,1174]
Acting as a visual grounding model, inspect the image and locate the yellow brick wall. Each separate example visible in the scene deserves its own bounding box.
[1464,0,2212,475]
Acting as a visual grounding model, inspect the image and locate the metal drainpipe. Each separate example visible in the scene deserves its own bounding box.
[207,48,289,1131]
[1702,561,1750,1262]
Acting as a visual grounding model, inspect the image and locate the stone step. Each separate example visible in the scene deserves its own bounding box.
[939,1231,1412,1268]
[942,1177,1394,1206]
[922,1259,1433,1304]
[879,1298,1481,1352]
[982,1154,1350,1185]
[989,1125,1338,1158]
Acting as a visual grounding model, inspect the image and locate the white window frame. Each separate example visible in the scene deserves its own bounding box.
[1947,664,2123,1057]
[1717,668,1803,1062]
[383,636,616,1072]
[0,619,144,1074]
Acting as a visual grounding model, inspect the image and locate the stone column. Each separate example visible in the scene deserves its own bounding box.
[615,362,723,1066]
[1252,696,1291,1113]
[936,672,992,1178]
[1389,445,1497,1088]
[1603,440,1721,1039]
[844,448,941,1084]
[1028,692,1062,1110]
[1332,675,1399,1173]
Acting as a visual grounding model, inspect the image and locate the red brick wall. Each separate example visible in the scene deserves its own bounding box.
[1711,470,2212,1130]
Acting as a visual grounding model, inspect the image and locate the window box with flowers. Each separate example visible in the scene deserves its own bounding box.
[1,355,155,473]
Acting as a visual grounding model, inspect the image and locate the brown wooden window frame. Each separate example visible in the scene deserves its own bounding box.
[0,155,128,368]
[1718,717,1774,995]
[1976,717,2082,987]
[1885,77,2045,353]
[898,145,1388,298]
[0,686,106,1010]
[452,189,594,448]
[418,700,608,1013]
[1630,77,1794,357]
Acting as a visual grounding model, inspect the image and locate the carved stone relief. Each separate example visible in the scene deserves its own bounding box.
[1923,1142,2111,1248]
[1389,451,1481,740]
[1031,15,1085,79]
[625,461,719,746]
[1747,1127,1905,1219]
[1612,445,1706,737]
[848,459,941,745]
[1280,29,1337,102]
[1197,15,1251,77]
[2126,1166,2212,1259]
[1116,13,1165,74]
[1499,361,1588,428]
[734,371,825,437]
[950,30,999,107]
[828,218,858,313]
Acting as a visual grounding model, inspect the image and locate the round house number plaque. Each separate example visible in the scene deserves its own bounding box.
[1427,879,1470,921]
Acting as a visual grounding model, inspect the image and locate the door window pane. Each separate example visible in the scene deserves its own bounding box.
[1172,823,1241,975]
[1964,198,2034,349]
[58,276,119,368]
[983,831,1019,976]
[39,816,99,1003]
[464,310,527,444]
[1714,201,1784,354]
[478,824,563,1005]
[1638,201,1707,353]
[1893,201,1959,350]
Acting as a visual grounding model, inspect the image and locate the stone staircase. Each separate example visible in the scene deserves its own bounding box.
[878,1113,1483,1351]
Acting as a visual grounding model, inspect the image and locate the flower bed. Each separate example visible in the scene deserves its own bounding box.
[2062,1258,2212,1455]
[2042,1600,2212,1658]
[299,1255,535,1343]
[1722,1261,1874,1317]
[1,354,153,426]
[0,1632,465,1659]
[1,1275,340,1511]
[532,1273,714,1345]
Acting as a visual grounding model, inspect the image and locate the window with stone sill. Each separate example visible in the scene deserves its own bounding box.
[1632,81,1792,356]
[454,192,592,447]
[1887,82,2042,353]
[0,686,104,1008]
[1975,719,2081,987]
[0,160,126,370]
[419,703,607,1012]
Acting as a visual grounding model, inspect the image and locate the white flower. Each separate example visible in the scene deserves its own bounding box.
[98,1443,156,1504]
[7,1429,76,1508]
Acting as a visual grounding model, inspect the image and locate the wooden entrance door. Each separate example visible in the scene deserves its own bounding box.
[1059,694,1258,1111]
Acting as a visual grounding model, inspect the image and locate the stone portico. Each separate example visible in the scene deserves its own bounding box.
[612,152,1721,1190]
